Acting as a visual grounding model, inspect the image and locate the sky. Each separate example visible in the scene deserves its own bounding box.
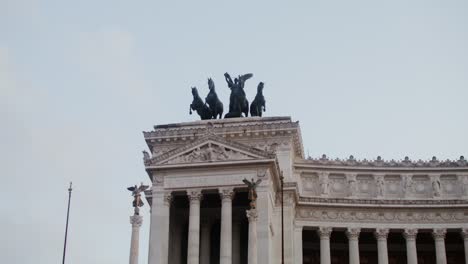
[1,0,467,263]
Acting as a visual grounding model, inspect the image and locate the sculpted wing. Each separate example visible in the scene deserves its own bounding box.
[127,186,136,192]
[138,185,149,192]
[242,178,251,186]
[255,179,262,186]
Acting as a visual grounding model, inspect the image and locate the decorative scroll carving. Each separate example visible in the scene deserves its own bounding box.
[318,227,333,238]
[432,229,446,240]
[346,228,361,240]
[403,229,418,240]
[219,188,235,201]
[374,228,389,240]
[130,215,143,227]
[188,189,203,202]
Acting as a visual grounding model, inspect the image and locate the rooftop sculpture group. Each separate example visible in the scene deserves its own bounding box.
[190,72,266,120]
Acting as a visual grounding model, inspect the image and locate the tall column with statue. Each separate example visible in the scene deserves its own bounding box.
[243,178,262,264]
[127,183,149,264]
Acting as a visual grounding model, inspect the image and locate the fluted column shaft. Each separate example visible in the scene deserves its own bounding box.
[129,215,142,264]
[220,188,234,264]
[433,229,447,264]
[404,229,418,264]
[188,190,202,264]
[247,209,258,264]
[232,222,241,264]
[318,227,332,264]
[346,228,360,264]
[374,228,389,264]
[462,229,468,264]
[294,226,303,264]
[200,221,211,264]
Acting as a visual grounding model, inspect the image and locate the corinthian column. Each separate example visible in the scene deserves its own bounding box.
[246,209,258,264]
[220,188,234,264]
[188,189,203,264]
[318,227,332,264]
[432,229,447,264]
[374,228,389,264]
[149,191,172,264]
[346,228,360,264]
[462,229,468,264]
[129,215,142,264]
[403,229,418,264]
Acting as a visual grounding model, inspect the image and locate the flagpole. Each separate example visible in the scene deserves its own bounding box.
[62,182,73,264]
[280,174,284,264]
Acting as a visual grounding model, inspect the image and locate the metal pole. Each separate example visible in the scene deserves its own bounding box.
[280,174,284,264]
[62,182,73,264]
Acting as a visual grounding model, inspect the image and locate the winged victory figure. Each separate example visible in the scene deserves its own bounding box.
[127,183,149,214]
[243,178,262,209]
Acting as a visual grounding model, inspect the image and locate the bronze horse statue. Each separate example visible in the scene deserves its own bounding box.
[205,78,223,119]
[224,72,252,118]
[250,82,265,117]
[189,87,211,120]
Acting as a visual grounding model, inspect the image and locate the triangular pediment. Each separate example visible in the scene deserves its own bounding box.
[146,134,274,166]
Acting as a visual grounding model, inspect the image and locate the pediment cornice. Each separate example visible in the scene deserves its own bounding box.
[144,133,275,167]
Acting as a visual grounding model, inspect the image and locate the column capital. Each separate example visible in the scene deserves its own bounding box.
[130,215,143,227]
[219,187,235,201]
[346,228,361,240]
[374,228,389,241]
[318,226,333,239]
[187,189,203,202]
[403,229,418,241]
[461,228,468,240]
[432,228,447,240]
[246,209,258,222]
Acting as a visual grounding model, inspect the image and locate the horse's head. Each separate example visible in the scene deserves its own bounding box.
[208,78,215,91]
[257,82,264,93]
[191,87,199,97]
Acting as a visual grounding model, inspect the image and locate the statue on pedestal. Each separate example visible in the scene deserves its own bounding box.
[243,178,262,209]
[127,183,149,215]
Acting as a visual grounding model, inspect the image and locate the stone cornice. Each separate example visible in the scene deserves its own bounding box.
[143,116,304,158]
[145,133,275,167]
[299,155,468,170]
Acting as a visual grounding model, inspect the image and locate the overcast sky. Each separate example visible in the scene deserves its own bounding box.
[1,0,467,263]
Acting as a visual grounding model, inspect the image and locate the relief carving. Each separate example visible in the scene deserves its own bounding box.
[165,143,253,164]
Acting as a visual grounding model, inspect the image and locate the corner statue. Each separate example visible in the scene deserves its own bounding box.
[249,82,266,117]
[224,72,253,118]
[127,183,149,215]
[243,178,262,209]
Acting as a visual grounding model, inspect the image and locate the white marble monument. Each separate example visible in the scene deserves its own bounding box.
[141,116,468,264]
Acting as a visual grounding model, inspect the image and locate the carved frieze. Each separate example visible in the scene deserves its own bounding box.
[296,207,468,224]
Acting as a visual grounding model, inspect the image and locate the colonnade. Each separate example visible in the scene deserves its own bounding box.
[149,188,257,264]
[296,226,468,264]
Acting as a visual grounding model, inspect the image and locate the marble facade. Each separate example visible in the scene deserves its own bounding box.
[142,117,468,264]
